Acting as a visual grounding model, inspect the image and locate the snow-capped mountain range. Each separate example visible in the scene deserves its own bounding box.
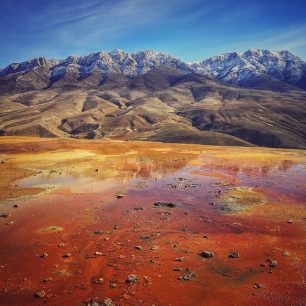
[1,49,305,90]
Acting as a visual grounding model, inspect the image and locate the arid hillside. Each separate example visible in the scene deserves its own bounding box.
[1,67,306,148]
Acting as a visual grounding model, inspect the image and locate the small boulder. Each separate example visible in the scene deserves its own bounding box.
[102,298,114,306]
[153,202,177,208]
[126,274,138,283]
[200,251,214,258]
[269,260,277,268]
[228,252,239,258]
[35,290,45,298]
[0,213,10,218]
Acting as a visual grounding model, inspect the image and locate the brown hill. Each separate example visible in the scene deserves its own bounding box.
[0,67,306,149]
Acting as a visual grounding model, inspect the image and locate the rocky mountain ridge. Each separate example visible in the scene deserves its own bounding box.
[1,49,305,93]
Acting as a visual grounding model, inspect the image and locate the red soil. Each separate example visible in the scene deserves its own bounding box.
[0,137,305,306]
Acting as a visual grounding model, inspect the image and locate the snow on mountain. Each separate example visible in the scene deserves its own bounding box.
[49,49,192,81]
[0,57,58,77]
[193,49,306,87]
[1,49,305,89]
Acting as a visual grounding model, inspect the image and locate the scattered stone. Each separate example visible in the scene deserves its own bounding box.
[35,290,45,298]
[5,221,14,225]
[0,213,10,218]
[173,267,183,271]
[254,282,263,289]
[58,243,65,248]
[95,252,103,256]
[287,220,293,224]
[92,277,104,285]
[200,251,214,258]
[178,270,196,281]
[101,298,114,306]
[269,260,277,268]
[12,204,19,208]
[114,225,119,230]
[150,246,159,251]
[109,283,117,288]
[175,257,184,262]
[153,202,177,208]
[228,252,239,258]
[134,246,142,251]
[40,226,63,233]
[126,274,138,283]
[283,251,290,257]
[134,207,144,211]
[203,234,208,239]
[116,193,125,199]
[41,253,48,258]
[143,276,152,284]
[43,277,53,282]
[95,169,99,172]
[63,253,71,258]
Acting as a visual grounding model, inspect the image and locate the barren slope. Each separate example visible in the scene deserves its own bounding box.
[0,68,306,148]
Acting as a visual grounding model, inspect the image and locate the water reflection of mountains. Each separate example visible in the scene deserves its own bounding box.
[97,155,188,182]
[201,158,304,177]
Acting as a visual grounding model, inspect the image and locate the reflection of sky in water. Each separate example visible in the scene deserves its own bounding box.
[17,153,306,202]
[17,155,189,193]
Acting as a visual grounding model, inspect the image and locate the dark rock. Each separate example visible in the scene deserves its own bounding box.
[173,267,183,271]
[0,213,10,218]
[153,202,177,208]
[134,207,144,211]
[200,250,214,258]
[41,252,48,258]
[63,252,71,258]
[175,257,185,262]
[228,252,239,258]
[134,245,142,251]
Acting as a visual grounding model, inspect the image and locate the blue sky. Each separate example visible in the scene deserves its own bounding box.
[1,0,306,67]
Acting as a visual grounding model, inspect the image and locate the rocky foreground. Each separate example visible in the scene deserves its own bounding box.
[0,137,305,305]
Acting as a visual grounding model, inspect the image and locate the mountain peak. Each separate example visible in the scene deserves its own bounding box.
[0,48,305,91]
